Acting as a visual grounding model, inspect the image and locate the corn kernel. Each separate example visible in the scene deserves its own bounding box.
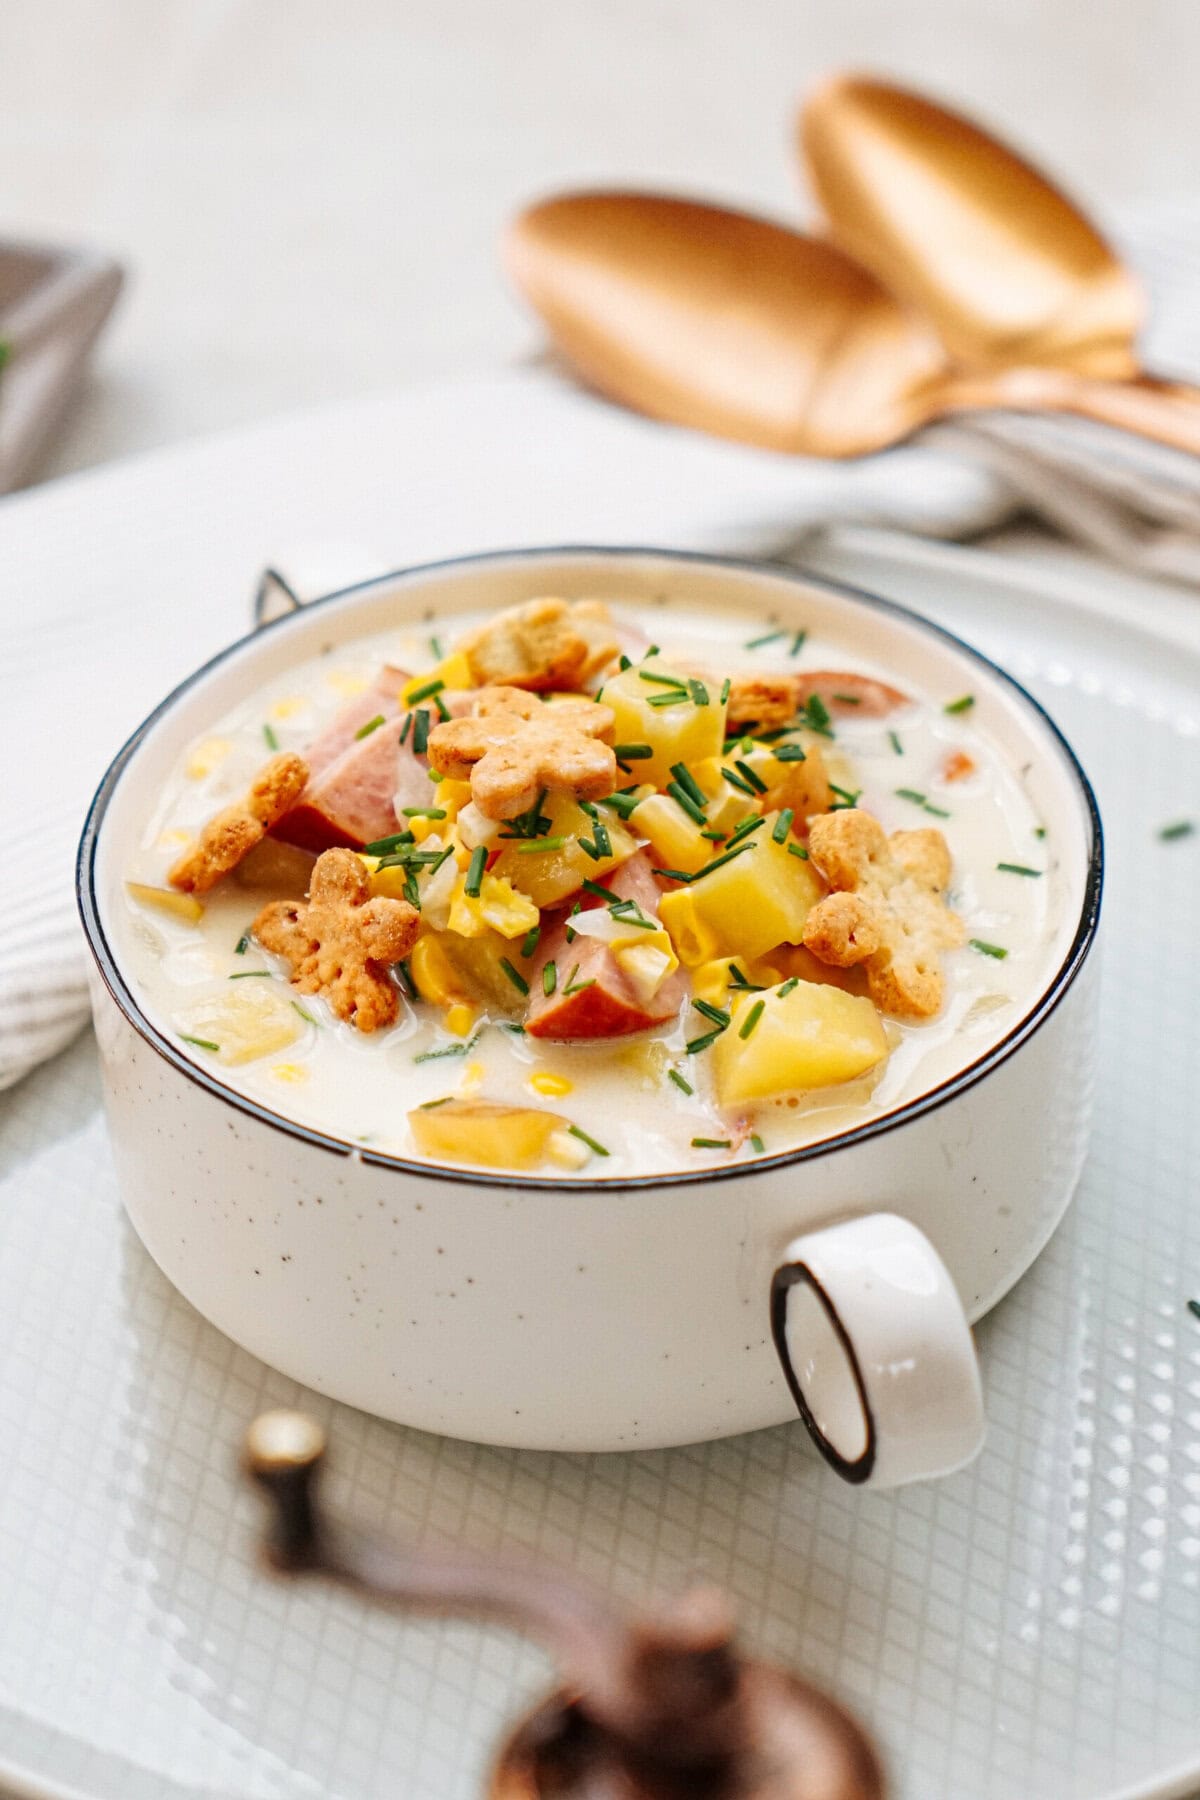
[126,881,204,924]
[185,737,231,779]
[445,1003,475,1037]
[271,1063,308,1084]
[458,1060,485,1096]
[326,670,369,698]
[369,866,414,901]
[410,934,460,1005]
[529,1071,573,1098]
[156,829,192,849]
[270,697,306,720]
[401,650,473,706]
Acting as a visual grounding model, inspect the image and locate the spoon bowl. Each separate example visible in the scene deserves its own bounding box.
[800,74,1144,378]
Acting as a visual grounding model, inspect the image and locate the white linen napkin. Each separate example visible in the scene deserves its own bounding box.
[2,202,1199,1092]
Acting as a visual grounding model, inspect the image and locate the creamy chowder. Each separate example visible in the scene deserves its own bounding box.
[115,593,1067,1178]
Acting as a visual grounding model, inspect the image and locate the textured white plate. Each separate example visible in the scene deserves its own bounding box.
[3,532,1200,1800]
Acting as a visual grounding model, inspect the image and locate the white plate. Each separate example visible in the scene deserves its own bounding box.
[3,524,1200,1796]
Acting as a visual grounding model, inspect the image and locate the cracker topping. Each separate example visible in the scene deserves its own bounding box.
[169,752,309,894]
[253,847,420,1032]
[426,685,617,820]
[801,808,964,1018]
[456,597,619,691]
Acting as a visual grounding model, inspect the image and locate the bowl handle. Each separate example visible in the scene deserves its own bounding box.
[770,1212,984,1488]
[252,545,387,627]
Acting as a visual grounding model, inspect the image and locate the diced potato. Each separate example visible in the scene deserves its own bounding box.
[713,981,889,1103]
[600,656,727,788]
[410,928,527,1013]
[738,737,834,824]
[691,759,759,835]
[175,983,304,1066]
[489,792,636,907]
[691,955,783,1008]
[612,935,678,1003]
[408,1098,566,1169]
[546,1128,592,1171]
[126,881,204,924]
[629,792,713,875]
[659,816,824,966]
[447,872,539,941]
[232,837,317,891]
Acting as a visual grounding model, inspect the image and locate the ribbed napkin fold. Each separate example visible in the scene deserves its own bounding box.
[3,201,1199,1093]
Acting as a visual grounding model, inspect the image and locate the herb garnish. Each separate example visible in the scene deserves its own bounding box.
[414,1035,480,1064]
[691,842,753,880]
[362,830,416,854]
[777,977,800,997]
[692,1137,732,1150]
[786,843,809,860]
[745,629,785,649]
[828,783,861,809]
[292,1001,319,1026]
[402,805,446,820]
[689,679,710,706]
[613,742,653,762]
[666,781,707,827]
[1159,820,1195,841]
[996,862,1042,877]
[789,630,807,657]
[669,763,706,808]
[721,764,757,796]
[728,964,765,990]
[738,999,766,1040]
[734,759,767,795]
[719,677,731,704]
[667,1069,694,1095]
[944,695,975,715]
[405,676,445,705]
[235,932,250,955]
[772,743,807,762]
[693,999,731,1029]
[568,1123,609,1157]
[262,723,280,750]
[799,694,833,737]
[354,713,385,740]
[772,808,794,843]
[685,1028,724,1055]
[969,939,1009,959]
[517,835,567,854]
[520,924,541,958]
[180,1034,220,1052]
[229,970,272,979]
[1187,1298,1200,1322]
[542,961,557,996]
[888,730,903,755]
[412,708,431,755]
[499,958,530,996]
[750,1133,766,1154]
[464,845,487,897]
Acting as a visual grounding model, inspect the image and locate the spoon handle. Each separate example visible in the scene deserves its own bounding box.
[941,367,1200,455]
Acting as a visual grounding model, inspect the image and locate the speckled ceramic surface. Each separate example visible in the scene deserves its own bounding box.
[2,543,1199,1800]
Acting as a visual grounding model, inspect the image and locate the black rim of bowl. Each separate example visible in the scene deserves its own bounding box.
[78,544,1104,1193]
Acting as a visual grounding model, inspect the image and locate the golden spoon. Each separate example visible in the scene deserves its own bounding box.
[505,192,1200,457]
[800,74,1191,392]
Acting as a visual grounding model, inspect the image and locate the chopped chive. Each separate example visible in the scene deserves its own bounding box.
[414,1036,479,1063]
[262,723,280,750]
[644,644,661,658]
[739,999,766,1040]
[668,1068,694,1096]
[362,830,415,854]
[397,958,415,999]
[520,924,541,959]
[700,829,726,842]
[800,694,833,736]
[434,694,450,722]
[499,957,530,995]
[542,960,557,996]
[789,630,807,656]
[745,629,785,649]
[721,764,757,796]
[996,862,1042,877]
[896,788,927,805]
[618,653,632,671]
[180,1034,220,1052]
[888,730,903,755]
[402,805,447,819]
[229,970,272,979]
[969,938,1009,959]
[354,713,386,740]
[751,1133,766,1154]
[1159,820,1195,841]
[923,803,951,818]
[429,845,455,876]
[564,975,596,997]
[517,835,567,853]
[729,816,766,845]
[669,763,707,807]
[685,1028,723,1055]
[567,1123,609,1157]
[693,998,731,1028]
[1034,826,1047,839]
[565,900,581,942]
[639,668,689,689]
[1187,1298,1200,1322]
[582,878,620,902]
[563,963,580,992]
[235,933,249,955]
[412,709,430,754]
[292,1002,319,1025]
[652,867,694,884]
[399,711,413,745]
[666,781,708,827]
[692,842,753,880]
[772,808,794,844]
[592,819,612,858]
[692,1137,732,1149]
[787,843,809,860]
[405,676,445,705]
[829,784,862,809]
[719,677,731,705]
[600,789,642,819]
[777,977,799,997]
[464,845,486,897]
[734,759,767,795]
[728,964,765,990]
[613,742,653,760]
[689,679,710,706]
[772,743,807,762]
[418,1095,452,1108]
[429,634,444,659]
[647,690,691,708]
[944,695,975,715]
[832,693,862,705]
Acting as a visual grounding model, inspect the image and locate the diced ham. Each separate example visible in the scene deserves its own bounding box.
[525,852,685,1040]
[275,714,411,851]
[796,671,909,718]
[305,665,409,779]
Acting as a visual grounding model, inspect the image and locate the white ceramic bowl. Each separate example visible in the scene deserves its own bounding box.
[78,549,1102,1485]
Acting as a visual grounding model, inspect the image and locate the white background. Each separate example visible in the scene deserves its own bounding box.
[3,0,1200,480]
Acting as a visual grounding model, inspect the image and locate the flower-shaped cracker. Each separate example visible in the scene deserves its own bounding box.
[426,685,617,820]
[456,597,619,691]
[169,752,309,894]
[801,808,964,1018]
[254,847,420,1032]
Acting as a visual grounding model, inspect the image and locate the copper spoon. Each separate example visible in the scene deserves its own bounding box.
[505,193,1200,457]
[800,74,1195,397]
